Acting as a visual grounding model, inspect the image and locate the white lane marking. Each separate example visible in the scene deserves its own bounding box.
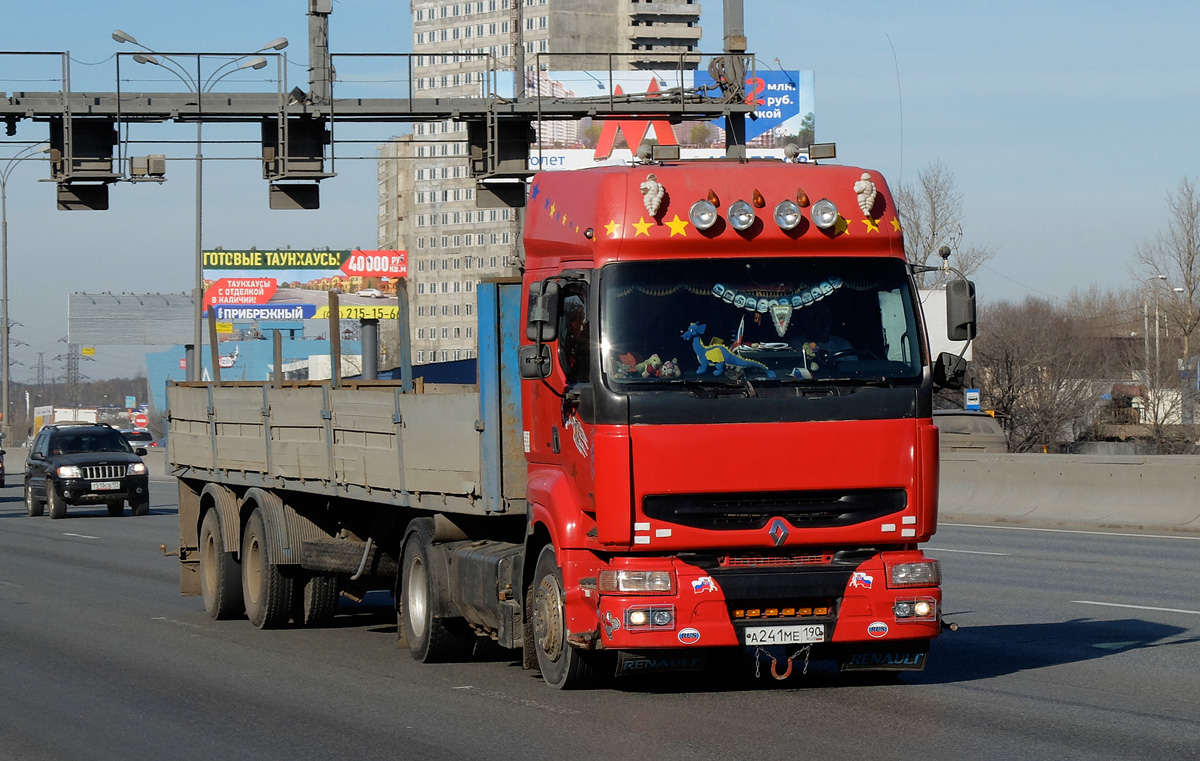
[924,547,1009,556]
[1073,600,1200,616]
[0,580,20,587]
[942,522,1200,541]
[62,533,100,540]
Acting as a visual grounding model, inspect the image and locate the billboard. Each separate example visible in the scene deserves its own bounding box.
[526,68,814,159]
[202,249,407,321]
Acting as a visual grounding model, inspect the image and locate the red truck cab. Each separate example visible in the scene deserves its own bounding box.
[517,159,968,687]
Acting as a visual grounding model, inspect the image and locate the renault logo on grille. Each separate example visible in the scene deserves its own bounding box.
[768,518,789,547]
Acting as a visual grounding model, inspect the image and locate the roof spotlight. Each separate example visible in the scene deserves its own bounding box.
[811,198,839,229]
[774,199,802,230]
[689,199,719,231]
[728,200,756,231]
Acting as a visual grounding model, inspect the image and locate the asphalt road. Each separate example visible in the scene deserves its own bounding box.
[1,476,1198,761]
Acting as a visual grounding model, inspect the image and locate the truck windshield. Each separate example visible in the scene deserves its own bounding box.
[600,257,924,388]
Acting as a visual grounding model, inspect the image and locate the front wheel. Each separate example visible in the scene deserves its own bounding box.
[529,545,610,689]
[47,485,67,520]
[25,483,44,517]
[131,498,150,517]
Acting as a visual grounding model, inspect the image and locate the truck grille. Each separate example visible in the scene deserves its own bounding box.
[720,552,835,567]
[82,465,125,480]
[642,488,905,530]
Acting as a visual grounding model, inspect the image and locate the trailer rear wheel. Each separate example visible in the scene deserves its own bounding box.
[241,508,296,629]
[529,545,609,690]
[200,509,244,620]
[296,574,340,627]
[401,531,473,662]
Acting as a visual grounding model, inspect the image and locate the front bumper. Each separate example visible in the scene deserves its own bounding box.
[592,553,941,653]
[54,475,149,505]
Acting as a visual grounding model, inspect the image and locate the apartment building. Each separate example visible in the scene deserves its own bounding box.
[378,0,702,364]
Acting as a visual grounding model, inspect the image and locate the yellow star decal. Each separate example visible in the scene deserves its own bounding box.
[605,220,621,237]
[549,203,556,217]
[561,214,568,226]
[665,214,689,237]
[833,216,850,236]
[862,218,880,233]
[891,218,902,232]
[632,216,653,236]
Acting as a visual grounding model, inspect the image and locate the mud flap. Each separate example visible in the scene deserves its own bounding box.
[835,642,930,671]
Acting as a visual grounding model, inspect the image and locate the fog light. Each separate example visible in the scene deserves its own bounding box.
[894,601,914,618]
[913,600,933,618]
[728,200,756,231]
[689,199,719,230]
[628,610,648,627]
[773,199,802,230]
[811,198,838,229]
[652,609,672,627]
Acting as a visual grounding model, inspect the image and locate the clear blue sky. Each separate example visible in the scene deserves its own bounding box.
[3,0,1199,380]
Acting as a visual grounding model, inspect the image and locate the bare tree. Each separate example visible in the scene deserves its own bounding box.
[1134,177,1200,426]
[895,161,995,287]
[973,297,1099,452]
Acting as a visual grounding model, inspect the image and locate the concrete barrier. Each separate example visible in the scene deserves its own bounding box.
[940,453,1200,532]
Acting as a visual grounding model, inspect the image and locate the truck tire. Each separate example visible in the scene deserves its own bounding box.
[400,531,473,662]
[25,483,44,517]
[529,545,610,689]
[296,574,340,627]
[200,509,245,620]
[107,501,124,517]
[47,486,67,520]
[241,508,296,629]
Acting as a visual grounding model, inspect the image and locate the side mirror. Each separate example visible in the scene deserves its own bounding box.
[933,352,968,389]
[30,451,44,461]
[525,280,561,342]
[946,278,977,341]
[518,343,553,380]
[135,447,148,456]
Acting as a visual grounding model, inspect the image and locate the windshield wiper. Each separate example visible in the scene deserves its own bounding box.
[662,378,754,398]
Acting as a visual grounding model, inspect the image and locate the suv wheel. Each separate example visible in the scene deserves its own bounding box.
[47,485,67,520]
[25,482,45,517]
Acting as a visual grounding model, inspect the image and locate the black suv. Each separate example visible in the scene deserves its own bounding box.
[25,424,150,518]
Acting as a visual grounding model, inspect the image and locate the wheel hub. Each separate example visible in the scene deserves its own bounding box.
[534,576,565,661]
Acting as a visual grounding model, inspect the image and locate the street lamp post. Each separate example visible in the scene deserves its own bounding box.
[0,144,50,443]
[113,31,285,381]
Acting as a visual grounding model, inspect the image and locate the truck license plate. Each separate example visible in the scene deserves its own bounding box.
[91,481,120,491]
[741,624,825,646]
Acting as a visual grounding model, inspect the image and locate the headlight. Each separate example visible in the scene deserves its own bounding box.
[127,463,148,476]
[773,199,802,230]
[728,200,756,231]
[888,561,940,587]
[811,198,839,229]
[56,465,82,479]
[689,199,719,230]
[599,569,674,594]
